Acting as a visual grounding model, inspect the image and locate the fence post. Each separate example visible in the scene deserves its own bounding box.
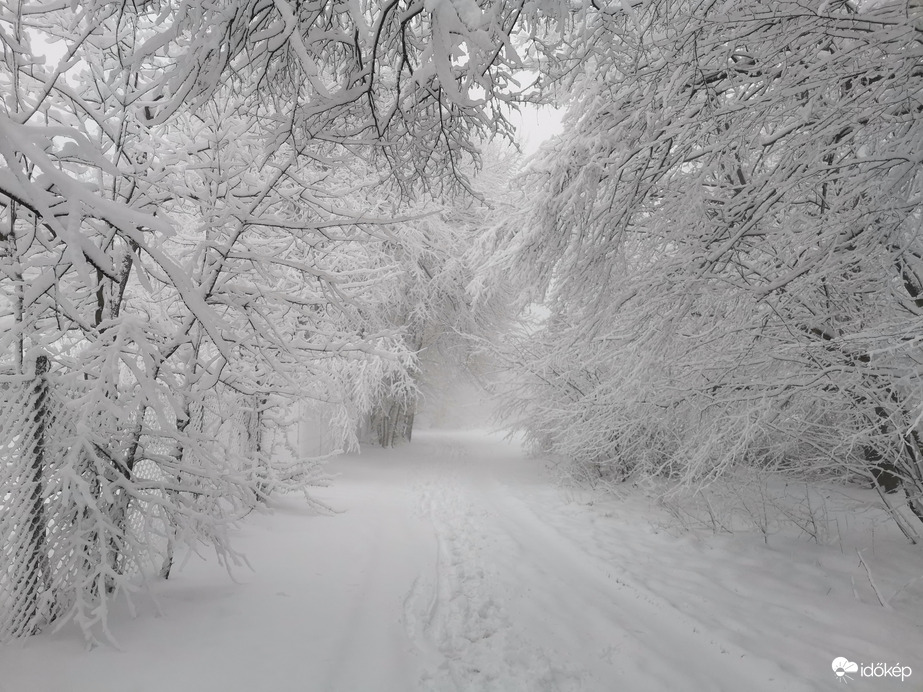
[22,354,51,634]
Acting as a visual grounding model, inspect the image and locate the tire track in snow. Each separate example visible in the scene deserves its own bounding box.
[404,462,583,691]
[476,485,813,691]
[404,432,815,691]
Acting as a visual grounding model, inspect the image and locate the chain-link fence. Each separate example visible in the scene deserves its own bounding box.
[1,355,332,643]
[0,357,128,641]
[1,362,254,642]
[1,357,64,640]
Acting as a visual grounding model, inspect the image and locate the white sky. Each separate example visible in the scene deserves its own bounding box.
[511,103,565,156]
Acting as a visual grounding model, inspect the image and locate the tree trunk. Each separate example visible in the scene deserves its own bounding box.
[369,396,416,448]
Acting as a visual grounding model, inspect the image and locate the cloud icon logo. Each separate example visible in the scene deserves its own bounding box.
[832,657,859,680]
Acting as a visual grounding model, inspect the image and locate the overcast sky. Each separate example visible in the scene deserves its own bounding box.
[512,103,565,156]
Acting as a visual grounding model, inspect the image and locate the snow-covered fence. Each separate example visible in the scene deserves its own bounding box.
[0,357,144,641]
[0,360,279,642]
[1,346,336,643]
[0,356,60,640]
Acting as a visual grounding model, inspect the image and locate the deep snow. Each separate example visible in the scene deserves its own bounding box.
[1,429,922,691]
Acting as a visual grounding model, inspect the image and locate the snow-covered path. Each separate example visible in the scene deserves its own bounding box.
[402,436,797,691]
[2,430,922,691]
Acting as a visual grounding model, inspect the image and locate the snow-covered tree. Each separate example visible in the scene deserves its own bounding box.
[0,0,575,641]
[500,0,923,537]
[355,143,522,447]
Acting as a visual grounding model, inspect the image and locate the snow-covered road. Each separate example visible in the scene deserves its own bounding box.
[2,430,921,691]
[401,435,797,691]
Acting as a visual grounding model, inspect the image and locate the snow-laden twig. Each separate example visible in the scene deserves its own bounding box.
[856,549,892,610]
[889,574,923,605]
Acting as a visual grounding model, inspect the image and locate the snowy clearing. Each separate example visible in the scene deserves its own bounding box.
[1,429,921,691]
